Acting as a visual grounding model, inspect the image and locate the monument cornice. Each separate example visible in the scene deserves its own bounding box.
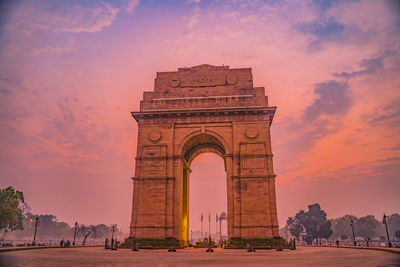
[131,106,276,122]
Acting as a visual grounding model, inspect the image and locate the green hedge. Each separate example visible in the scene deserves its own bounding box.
[225,238,286,249]
[120,238,180,249]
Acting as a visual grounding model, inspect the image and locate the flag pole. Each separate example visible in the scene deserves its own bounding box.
[219,217,222,241]
[208,213,211,240]
[216,213,218,242]
[201,213,203,241]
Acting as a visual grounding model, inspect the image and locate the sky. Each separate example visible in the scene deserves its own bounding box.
[0,0,399,235]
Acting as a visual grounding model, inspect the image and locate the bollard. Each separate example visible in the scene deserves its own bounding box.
[168,244,176,252]
[206,239,214,252]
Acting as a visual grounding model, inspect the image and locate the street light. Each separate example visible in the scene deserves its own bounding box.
[382,214,392,248]
[110,224,117,249]
[111,225,115,241]
[350,219,356,246]
[73,222,78,246]
[33,217,39,246]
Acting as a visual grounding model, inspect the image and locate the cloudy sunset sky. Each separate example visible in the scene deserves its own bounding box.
[0,0,399,234]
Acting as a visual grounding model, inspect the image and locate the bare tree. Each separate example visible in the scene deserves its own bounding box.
[77,225,98,245]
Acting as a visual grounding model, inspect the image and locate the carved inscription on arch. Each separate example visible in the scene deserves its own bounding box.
[169,73,238,88]
[180,73,226,87]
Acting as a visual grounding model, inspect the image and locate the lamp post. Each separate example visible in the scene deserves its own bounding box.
[73,222,78,246]
[111,225,116,242]
[33,217,39,246]
[383,214,392,248]
[215,213,218,242]
[219,218,222,242]
[350,219,356,246]
[110,225,116,250]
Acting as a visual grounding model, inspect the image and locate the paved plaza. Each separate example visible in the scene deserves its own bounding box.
[1,246,399,266]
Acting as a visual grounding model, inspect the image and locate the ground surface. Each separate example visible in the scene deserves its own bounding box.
[0,246,399,267]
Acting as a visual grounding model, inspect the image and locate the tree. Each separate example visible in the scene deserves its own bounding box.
[354,215,383,238]
[0,187,25,231]
[78,225,98,245]
[387,214,400,239]
[330,215,358,240]
[11,213,74,241]
[93,224,109,239]
[287,204,332,244]
[395,230,400,241]
[286,216,304,240]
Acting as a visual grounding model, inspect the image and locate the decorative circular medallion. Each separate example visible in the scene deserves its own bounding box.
[245,128,258,139]
[226,74,238,85]
[149,130,161,142]
[169,78,181,88]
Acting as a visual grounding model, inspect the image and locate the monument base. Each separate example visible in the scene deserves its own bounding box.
[224,238,286,249]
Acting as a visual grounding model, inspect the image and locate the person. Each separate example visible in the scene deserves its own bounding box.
[60,239,64,247]
[336,240,340,248]
[66,240,70,248]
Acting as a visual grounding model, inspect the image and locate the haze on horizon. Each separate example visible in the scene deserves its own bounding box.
[0,0,399,234]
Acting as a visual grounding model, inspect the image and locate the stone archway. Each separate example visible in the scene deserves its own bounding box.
[180,133,229,244]
[129,64,281,248]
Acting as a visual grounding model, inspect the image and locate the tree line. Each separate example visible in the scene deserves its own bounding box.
[284,203,400,244]
[0,187,124,244]
[2,186,399,245]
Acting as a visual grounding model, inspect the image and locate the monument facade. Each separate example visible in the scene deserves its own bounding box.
[130,64,280,246]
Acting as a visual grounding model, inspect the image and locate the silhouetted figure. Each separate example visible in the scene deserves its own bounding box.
[336,240,340,248]
[131,238,139,251]
[206,236,214,252]
[112,239,117,250]
[60,240,64,247]
[247,241,255,252]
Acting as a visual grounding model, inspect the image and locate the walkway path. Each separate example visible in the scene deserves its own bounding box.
[1,246,399,266]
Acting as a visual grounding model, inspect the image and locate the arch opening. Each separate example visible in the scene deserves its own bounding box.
[188,152,227,245]
[182,133,226,165]
[180,133,228,245]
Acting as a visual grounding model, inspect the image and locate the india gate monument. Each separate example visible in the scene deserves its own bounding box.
[129,64,281,248]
